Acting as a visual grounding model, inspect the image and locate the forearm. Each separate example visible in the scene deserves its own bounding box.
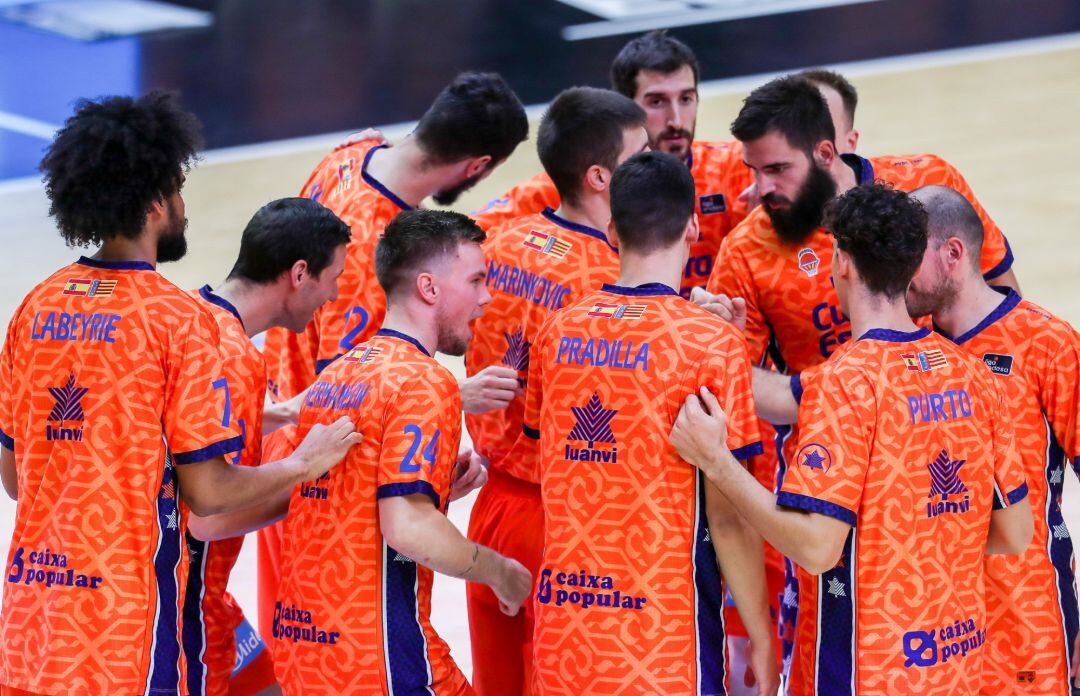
[177,455,305,517]
[187,488,291,542]
[707,488,772,645]
[752,367,799,425]
[262,395,300,435]
[1,446,16,501]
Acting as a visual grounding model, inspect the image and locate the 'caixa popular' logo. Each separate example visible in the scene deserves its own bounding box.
[46,373,87,442]
[564,392,618,464]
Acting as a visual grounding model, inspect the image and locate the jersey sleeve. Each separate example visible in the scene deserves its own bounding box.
[165,309,244,465]
[777,366,871,526]
[986,377,1028,509]
[694,327,762,461]
[933,157,1013,280]
[471,173,560,232]
[510,312,552,483]
[0,307,18,451]
[707,231,769,365]
[376,378,459,509]
[1041,328,1080,478]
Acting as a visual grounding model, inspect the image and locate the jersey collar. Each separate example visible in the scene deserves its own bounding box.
[601,282,679,297]
[841,153,875,185]
[198,285,246,332]
[376,328,431,357]
[361,145,413,211]
[76,256,155,271]
[935,286,1021,345]
[540,207,617,252]
[858,326,931,343]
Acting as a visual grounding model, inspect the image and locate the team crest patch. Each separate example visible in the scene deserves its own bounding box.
[335,159,355,194]
[587,302,647,319]
[522,230,572,258]
[982,353,1013,376]
[62,278,117,297]
[901,349,948,372]
[797,248,820,277]
[797,443,831,473]
[699,192,727,214]
[342,344,382,363]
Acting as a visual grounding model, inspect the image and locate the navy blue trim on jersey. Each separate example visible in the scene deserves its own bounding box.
[815,531,856,696]
[1044,421,1079,680]
[982,236,1015,281]
[361,145,413,211]
[841,153,875,185]
[693,470,728,695]
[147,453,183,693]
[315,356,338,374]
[791,374,804,405]
[173,435,245,465]
[76,255,155,271]
[198,285,246,332]
[377,480,440,509]
[182,532,208,696]
[600,282,679,297]
[937,287,1021,345]
[523,424,540,440]
[0,427,13,451]
[541,207,617,252]
[857,327,931,343]
[382,541,434,694]
[1006,481,1029,506]
[731,441,764,461]
[375,328,431,357]
[777,491,857,526]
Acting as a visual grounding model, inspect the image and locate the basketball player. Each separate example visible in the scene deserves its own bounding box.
[271,210,531,694]
[0,93,359,696]
[464,86,646,695]
[673,183,1033,694]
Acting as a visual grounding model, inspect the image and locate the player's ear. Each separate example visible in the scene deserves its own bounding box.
[289,259,310,288]
[833,246,851,280]
[813,139,836,169]
[848,130,860,152]
[464,155,493,178]
[415,271,439,305]
[684,214,700,245]
[146,197,166,224]
[584,164,607,194]
[605,217,620,250]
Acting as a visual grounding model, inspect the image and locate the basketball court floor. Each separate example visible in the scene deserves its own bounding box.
[0,32,1078,681]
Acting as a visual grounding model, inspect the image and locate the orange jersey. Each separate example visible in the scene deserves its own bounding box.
[272,330,468,695]
[465,208,620,481]
[262,139,407,401]
[185,286,267,696]
[0,258,241,695]
[934,290,1080,694]
[472,140,753,296]
[521,283,762,694]
[780,327,1027,696]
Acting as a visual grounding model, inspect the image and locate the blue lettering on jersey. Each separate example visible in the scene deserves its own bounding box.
[907,389,973,424]
[487,259,571,312]
[536,567,647,611]
[31,312,121,343]
[810,302,851,358]
[555,336,649,371]
[903,617,985,668]
[304,380,370,410]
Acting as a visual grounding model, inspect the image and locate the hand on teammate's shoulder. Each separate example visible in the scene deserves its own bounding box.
[690,287,747,332]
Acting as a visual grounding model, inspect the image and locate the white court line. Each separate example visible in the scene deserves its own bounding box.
[0,110,59,139]
[1,28,1078,197]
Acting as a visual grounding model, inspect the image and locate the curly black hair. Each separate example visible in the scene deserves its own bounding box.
[40,91,203,248]
[825,182,928,298]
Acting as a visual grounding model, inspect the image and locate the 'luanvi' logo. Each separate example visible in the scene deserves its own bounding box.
[565,392,617,463]
[501,328,530,373]
[46,373,88,442]
[926,448,970,518]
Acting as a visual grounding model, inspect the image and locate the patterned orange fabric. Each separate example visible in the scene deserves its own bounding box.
[936,290,1080,695]
[262,139,408,401]
[780,328,1027,696]
[186,286,268,696]
[0,257,241,695]
[272,330,469,695]
[521,283,762,694]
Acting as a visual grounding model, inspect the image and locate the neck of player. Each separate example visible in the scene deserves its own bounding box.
[364,136,459,209]
[928,274,1006,340]
[614,247,684,294]
[847,286,920,340]
[213,278,283,338]
[553,197,612,235]
[381,304,438,357]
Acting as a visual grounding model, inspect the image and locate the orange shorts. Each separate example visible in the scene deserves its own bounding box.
[229,616,277,695]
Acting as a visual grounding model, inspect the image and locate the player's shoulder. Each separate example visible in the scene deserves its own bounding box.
[1009,296,1078,355]
[692,138,742,159]
[486,211,549,247]
[724,207,779,251]
[870,152,956,182]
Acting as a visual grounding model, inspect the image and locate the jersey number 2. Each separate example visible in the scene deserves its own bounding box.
[400,425,440,474]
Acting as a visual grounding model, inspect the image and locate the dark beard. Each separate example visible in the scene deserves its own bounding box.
[432,172,483,206]
[157,211,189,263]
[763,162,837,246]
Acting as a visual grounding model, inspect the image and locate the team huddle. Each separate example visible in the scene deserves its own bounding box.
[0,28,1077,696]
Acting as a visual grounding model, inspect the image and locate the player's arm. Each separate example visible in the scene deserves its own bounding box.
[0,445,15,500]
[187,488,290,542]
[985,376,1033,554]
[176,415,360,517]
[459,365,520,414]
[706,234,770,364]
[752,367,800,425]
[262,387,308,435]
[379,494,530,615]
[985,498,1033,554]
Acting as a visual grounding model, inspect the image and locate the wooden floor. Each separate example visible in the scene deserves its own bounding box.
[0,37,1078,683]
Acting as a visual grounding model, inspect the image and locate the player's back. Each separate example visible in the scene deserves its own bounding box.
[0,257,240,694]
[272,330,466,695]
[465,209,619,481]
[526,283,761,694]
[939,290,1080,694]
[780,328,1026,695]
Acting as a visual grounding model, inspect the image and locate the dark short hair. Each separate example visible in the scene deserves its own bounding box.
[610,151,696,253]
[825,183,928,298]
[610,29,700,98]
[40,91,202,248]
[731,76,835,153]
[227,198,350,283]
[537,87,645,206]
[912,185,984,267]
[414,71,528,166]
[375,209,486,296]
[798,69,858,127]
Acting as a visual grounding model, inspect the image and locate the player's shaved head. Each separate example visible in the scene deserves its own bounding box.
[912,185,984,264]
[731,76,835,153]
[375,209,485,298]
[797,69,857,130]
[610,151,695,253]
[537,86,646,205]
[610,29,699,98]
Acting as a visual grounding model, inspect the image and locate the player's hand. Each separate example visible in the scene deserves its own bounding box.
[747,636,780,696]
[334,127,387,151]
[690,287,747,331]
[738,181,761,210]
[460,366,521,414]
[670,386,730,476]
[493,556,532,617]
[449,449,489,502]
[291,416,363,481]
